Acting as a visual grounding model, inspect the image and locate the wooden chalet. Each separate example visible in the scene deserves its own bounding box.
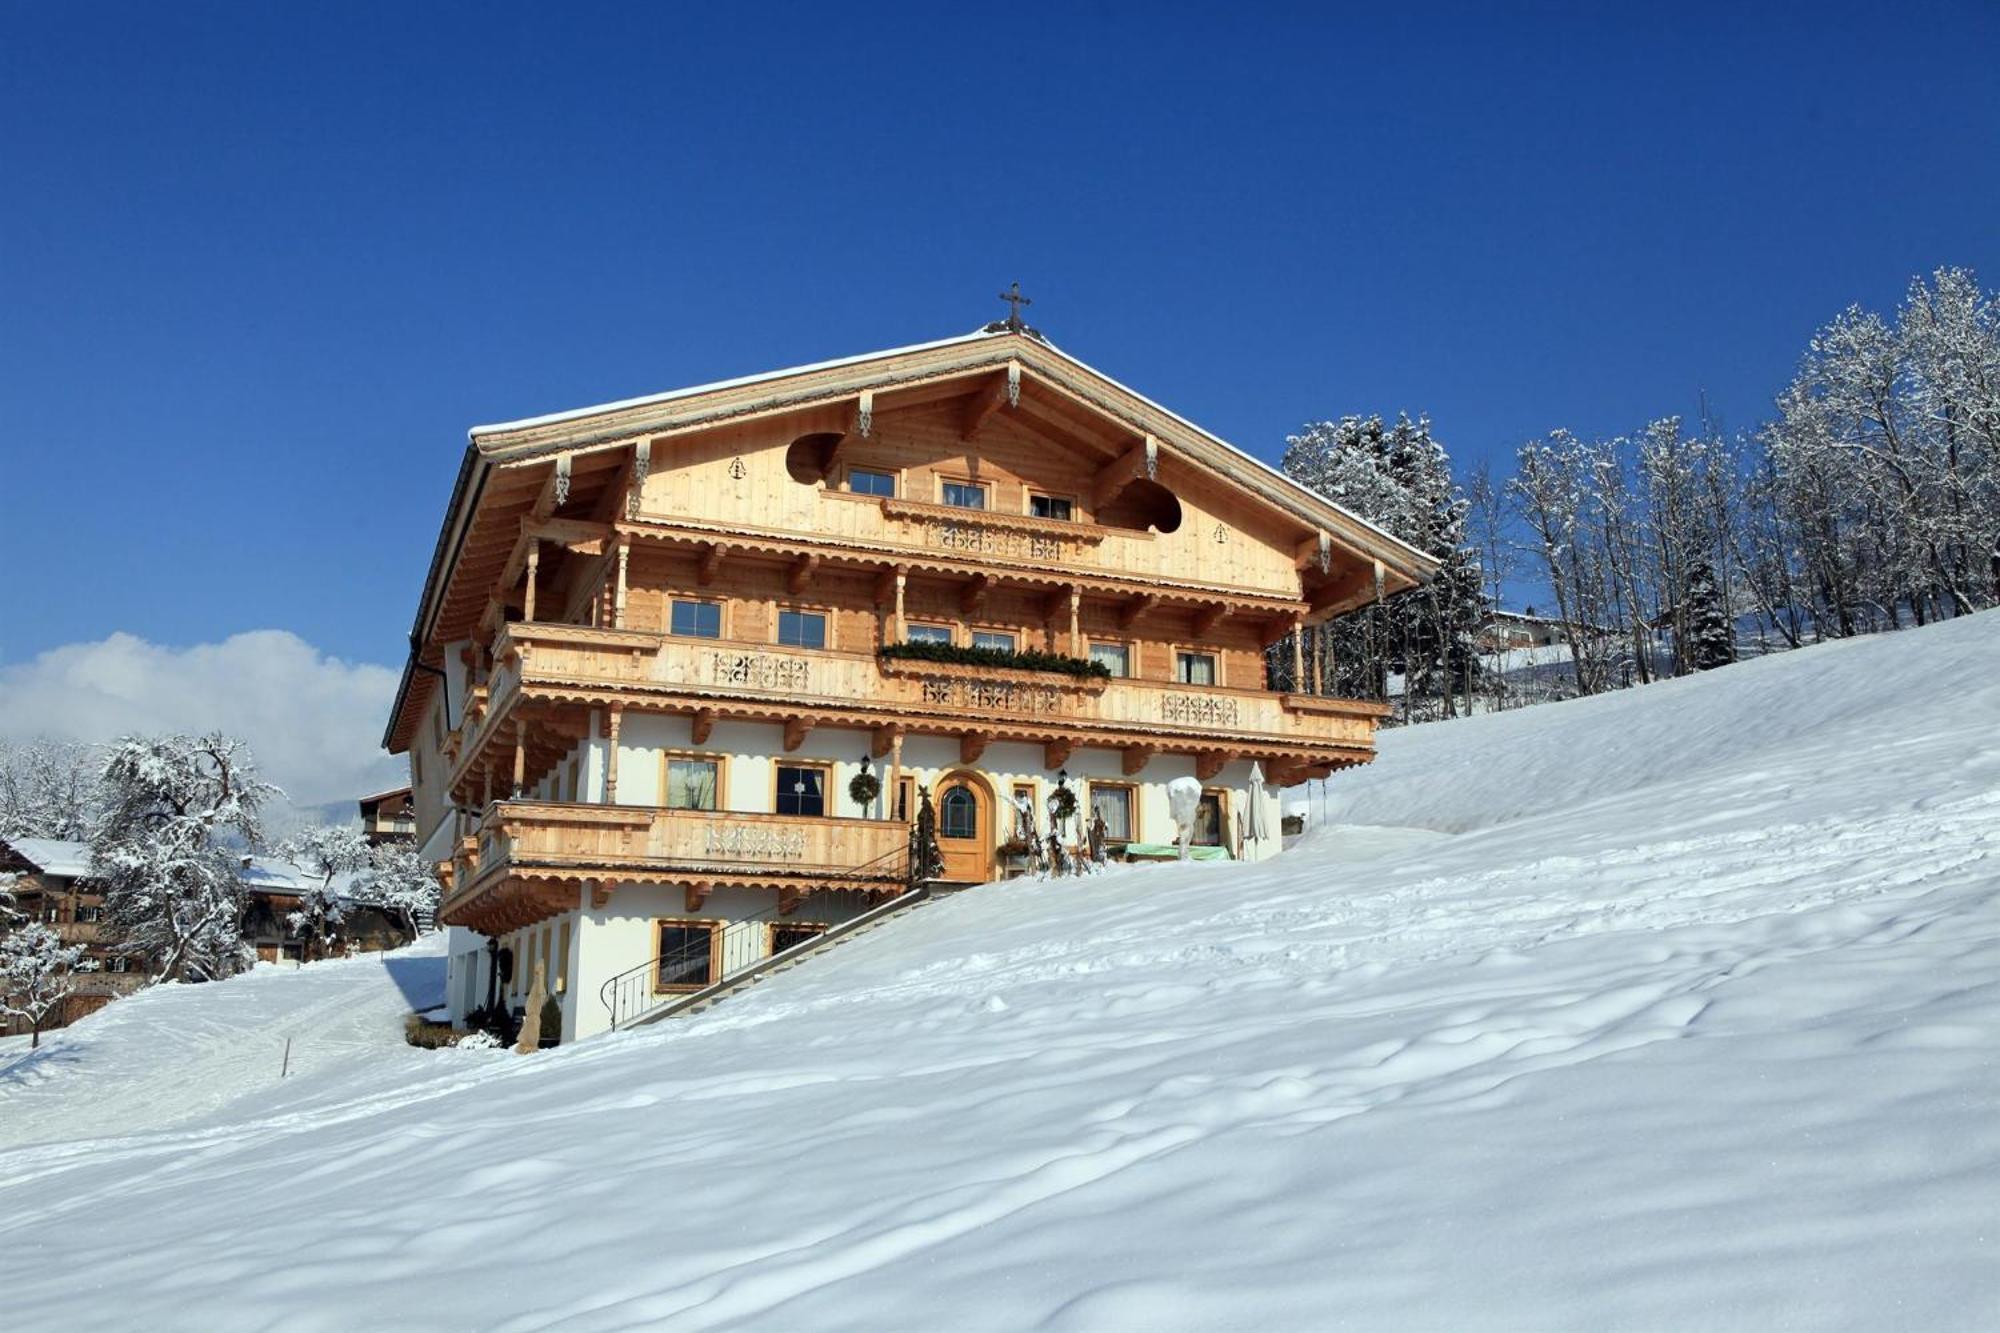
[384,318,1438,1041]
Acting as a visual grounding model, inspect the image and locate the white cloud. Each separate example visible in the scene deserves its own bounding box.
[0,631,404,811]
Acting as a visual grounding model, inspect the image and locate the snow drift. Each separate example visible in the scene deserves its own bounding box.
[1,612,1997,1331]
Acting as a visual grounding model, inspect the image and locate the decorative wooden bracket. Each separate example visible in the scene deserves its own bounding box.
[691,708,716,745]
[778,888,802,917]
[1044,738,1073,769]
[1192,604,1227,638]
[873,566,902,607]
[685,882,712,913]
[1196,752,1234,782]
[787,553,821,594]
[960,732,991,765]
[1039,588,1070,623]
[1118,594,1158,630]
[1093,436,1157,509]
[1261,615,1297,648]
[871,725,902,759]
[1307,565,1375,615]
[959,574,992,615]
[589,880,613,909]
[699,542,729,586]
[1122,745,1154,776]
[961,371,1014,440]
[784,717,813,752]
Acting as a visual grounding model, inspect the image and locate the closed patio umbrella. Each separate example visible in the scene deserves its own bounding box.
[1246,762,1269,844]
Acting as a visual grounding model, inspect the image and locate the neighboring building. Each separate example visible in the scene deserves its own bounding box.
[382,321,1439,1042]
[1477,608,1617,652]
[0,838,145,1033]
[358,785,416,845]
[0,838,418,1033]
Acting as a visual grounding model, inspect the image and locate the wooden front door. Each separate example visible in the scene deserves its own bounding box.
[934,774,994,883]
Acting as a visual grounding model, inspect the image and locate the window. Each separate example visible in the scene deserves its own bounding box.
[972,630,1017,653]
[1029,493,1074,521]
[770,922,826,955]
[1194,792,1226,847]
[777,609,828,649]
[941,480,987,510]
[940,784,978,838]
[1089,641,1131,677]
[670,599,722,639]
[1090,783,1134,842]
[565,757,580,803]
[654,922,718,991]
[664,758,719,811]
[848,468,896,497]
[895,776,915,822]
[1176,651,1217,686]
[906,623,953,645]
[1009,783,1038,841]
[776,764,827,817]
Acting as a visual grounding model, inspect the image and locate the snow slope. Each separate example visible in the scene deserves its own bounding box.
[2,612,1997,1331]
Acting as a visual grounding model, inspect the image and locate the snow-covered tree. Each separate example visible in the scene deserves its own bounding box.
[91,734,280,983]
[0,922,95,1048]
[277,825,372,961]
[352,844,442,939]
[1683,561,1736,671]
[0,738,102,841]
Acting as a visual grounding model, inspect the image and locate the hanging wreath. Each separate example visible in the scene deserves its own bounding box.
[1046,783,1078,825]
[848,770,882,810]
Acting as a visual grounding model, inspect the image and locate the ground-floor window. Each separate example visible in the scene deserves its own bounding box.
[1090,782,1135,842]
[1194,791,1227,846]
[769,922,826,955]
[655,921,719,991]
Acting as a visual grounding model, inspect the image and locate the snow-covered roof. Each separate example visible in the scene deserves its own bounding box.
[5,838,94,878]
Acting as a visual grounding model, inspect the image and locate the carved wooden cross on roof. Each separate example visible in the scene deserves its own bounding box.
[998,282,1032,331]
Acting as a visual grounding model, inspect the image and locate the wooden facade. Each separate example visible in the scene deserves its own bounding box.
[386,326,1438,1040]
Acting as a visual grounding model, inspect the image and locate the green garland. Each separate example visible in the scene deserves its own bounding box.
[878,640,1110,680]
[848,771,882,809]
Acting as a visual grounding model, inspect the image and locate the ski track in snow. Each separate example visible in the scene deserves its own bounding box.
[0,612,1997,1331]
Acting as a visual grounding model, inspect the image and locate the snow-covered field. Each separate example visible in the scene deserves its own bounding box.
[2,612,1996,1331]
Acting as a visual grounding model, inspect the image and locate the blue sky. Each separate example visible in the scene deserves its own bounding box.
[4,1,1997,673]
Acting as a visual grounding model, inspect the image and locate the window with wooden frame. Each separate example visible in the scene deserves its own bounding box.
[1089,781,1137,843]
[847,466,897,498]
[905,622,954,645]
[777,607,829,650]
[775,762,830,817]
[1088,639,1132,677]
[653,919,721,992]
[769,921,827,956]
[1027,492,1075,521]
[662,754,722,811]
[895,776,915,822]
[1176,650,1218,686]
[1194,789,1228,847]
[971,629,1017,653]
[1009,782,1038,842]
[940,478,988,510]
[669,598,723,639]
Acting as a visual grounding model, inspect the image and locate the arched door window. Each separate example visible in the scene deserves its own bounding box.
[940,784,978,839]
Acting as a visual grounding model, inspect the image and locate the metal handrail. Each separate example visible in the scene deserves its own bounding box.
[598,834,929,1032]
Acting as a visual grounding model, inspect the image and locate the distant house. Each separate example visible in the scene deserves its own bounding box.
[0,837,419,1033]
[1477,608,1618,653]
[0,838,145,1033]
[358,786,416,847]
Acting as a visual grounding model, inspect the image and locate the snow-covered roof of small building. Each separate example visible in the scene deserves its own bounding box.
[5,838,94,879]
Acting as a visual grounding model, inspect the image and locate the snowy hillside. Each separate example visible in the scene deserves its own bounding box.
[2,613,1997,1331]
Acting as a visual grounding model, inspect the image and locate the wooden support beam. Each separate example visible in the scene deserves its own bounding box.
[1040,588,1069,624]
[873,567,900,607]
[604,707,622,803]
[691,708,716,746]
[1122,746,1154,777]
[1118,594,1158,630]
[960,732,991,765]
[1261,615,1297,648]
[1294,530,1333,571]
[960,371,1013,440]
[1045,738,1073,770]
[590,881,613,910]
[778,888,802,917]
[613,537,630,629]
[959,573,991,615]
[784,717,813,752]
[1292,615,1306,689]
[1307,565,1375,616]
[1068,585,1082,654]
[523,539,540,623]
[512,720,527,795]
[787,552,821,595]
[1192,604,1227,639]
[871,725,902,760]
[820,428,858,477]
[1196,752,1233,782]
[698,542,728,586]
[685,882,712,913]
[1093,436,1156,509]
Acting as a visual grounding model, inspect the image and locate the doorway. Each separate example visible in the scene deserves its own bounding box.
[933,771,995,882]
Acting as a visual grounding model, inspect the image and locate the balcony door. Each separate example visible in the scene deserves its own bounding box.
[933,772,994,883]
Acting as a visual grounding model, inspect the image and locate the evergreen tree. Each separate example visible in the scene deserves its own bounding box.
[1683,560,1736,671]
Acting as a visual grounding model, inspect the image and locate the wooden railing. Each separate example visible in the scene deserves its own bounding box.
[483,623,1382,747]
[455,800,911,891]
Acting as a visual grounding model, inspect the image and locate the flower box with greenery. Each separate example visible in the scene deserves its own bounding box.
[877,640,1112,682]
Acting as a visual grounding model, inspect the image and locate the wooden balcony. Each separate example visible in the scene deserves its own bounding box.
[447,622,1386,798]
[441,799,911,934]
